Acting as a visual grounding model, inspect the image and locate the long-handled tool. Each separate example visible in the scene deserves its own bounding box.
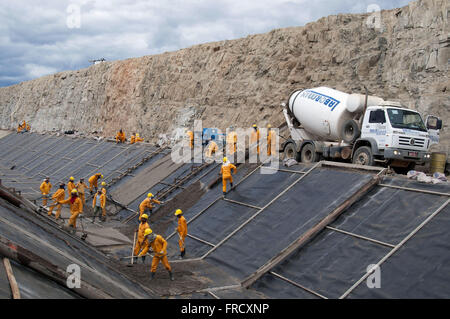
[127,231,137,267]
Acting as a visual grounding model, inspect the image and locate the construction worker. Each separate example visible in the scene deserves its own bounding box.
[76,178,87,204]
[26,123,30,131]
[67,177,76,194]
[226,126,237,156]
[101,181,107,195]
[139,228,174,281]
[267,124,277,156]
[186,130,194,149]
[88,173,103,194]
[135,133,144,143]
[39,177,52,207]
[139,193,161,220]
[205,135,219,158]
[17,122,24,133]
[48,184,65,220]
[59,189,83,233]
[101,181,107,218]
[175,209,187,258]
[220,157,237,195]
[133,214,150,263]
[250,124,260,155]
[116,129,126,143]
[92,189,106,223]
[130,133,136,144]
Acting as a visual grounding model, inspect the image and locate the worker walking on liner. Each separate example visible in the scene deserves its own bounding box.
[220,157,237,195]
[59,189,83,233]
[76,178,87,204]
[88,173,103,195]
[92,189,106,223]
[139,193,161,220]
[116,129,126,143]
[250,124,260,155]
[175,209,187,258]
[267,124,277,156]
[101,182,107,219]
[133,214,150,263]
[67,176,76,194]
[48,183,65,220]
[39,177,52,208]
[139,228,174,281]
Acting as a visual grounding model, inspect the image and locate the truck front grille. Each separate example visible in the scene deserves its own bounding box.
[398,136,425,147]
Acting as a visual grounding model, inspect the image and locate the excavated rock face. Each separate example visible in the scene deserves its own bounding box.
[0,0,448,150]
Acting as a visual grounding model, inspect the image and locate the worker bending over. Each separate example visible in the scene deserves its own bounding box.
[139,193,161,220]
[76,178,87,204]
[250,124,260,155]
[133,214,150,264]
[48,184,65,220]
[67,177,76,194]
[92,189,106,223]
[205,135,219,159]
[116,129,126,143]
[135,133,144,143]
[130,133,136,144]
[175,209,187,258]
[139,228,174,281]
[89,173,103,194]
[59,189,83,234]
[267,124,277,156]
[220,157,237,195]
[39,177,52,207]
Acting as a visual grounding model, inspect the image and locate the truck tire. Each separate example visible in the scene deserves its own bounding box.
[341,119,360,144]
[283,142,300,161]
[352,146,374,166]
[300,143,319,163]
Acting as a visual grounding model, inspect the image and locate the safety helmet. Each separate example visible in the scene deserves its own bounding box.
[71,189,78,194]
[70,176,74,181]
[267,124,272,128]
[252,124,257,128]
[141,214,148,220]
[144,228,153,236]
[175,209,183,216]
[147,193,153,198]
[223,157,228,163]
[98,173,103,178]
[136,133,140,137]
[101,182,106,186]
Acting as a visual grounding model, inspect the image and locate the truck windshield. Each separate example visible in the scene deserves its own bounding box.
[387,108,427,132]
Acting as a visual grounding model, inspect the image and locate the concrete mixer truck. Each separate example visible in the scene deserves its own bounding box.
[282,87,442,173]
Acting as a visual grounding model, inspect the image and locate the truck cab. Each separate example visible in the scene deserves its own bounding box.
[354,102,441,171]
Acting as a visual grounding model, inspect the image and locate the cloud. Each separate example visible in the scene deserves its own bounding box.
[0,0,411,87]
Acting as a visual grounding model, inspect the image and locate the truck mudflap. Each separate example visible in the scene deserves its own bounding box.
[384,148,431,164]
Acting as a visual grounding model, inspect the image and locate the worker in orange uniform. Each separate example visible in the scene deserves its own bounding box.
[76,178,87,204]
[220,157,237,195]
[130,133,136,144]
[139,228,174,281]
[267,124,277,156]
[226,126,237,156]
[100,182,107,219]
[250,124,260,155]
[17,123,23,133]
[25,123,30,131]
[205,135,219,158]
[91,189,106,223]
[175,209,187,258]
[88,173,103,195]
[67,177,76,194]
[135,133,144,143]
[39,177,52,207]
[48,184,65,220]
[186,130,194,149]
[116,129,126,143]
[139,193,161,220]
[132,214,150,264]
[59,189,83,233]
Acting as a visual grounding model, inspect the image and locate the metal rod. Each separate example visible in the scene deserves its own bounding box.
[379,183,450,197]
[200,161,322,259]
[325,226,395,248]
[260,166,307,174]
[222,198,262,210]
[339,198,450,299]
[208,291,220,299]
[321,161,384,172]
[187,234,216,247]
[270,271,327,299]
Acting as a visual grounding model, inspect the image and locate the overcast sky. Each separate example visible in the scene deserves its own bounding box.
[0,0,411,87]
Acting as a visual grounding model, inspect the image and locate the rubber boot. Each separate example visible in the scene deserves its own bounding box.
[180,250,185,258]
[150,272,155,280]
[141,256,146,263]
[169,271,174,281]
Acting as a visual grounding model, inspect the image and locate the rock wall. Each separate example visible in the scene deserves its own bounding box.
[0,0,448,150]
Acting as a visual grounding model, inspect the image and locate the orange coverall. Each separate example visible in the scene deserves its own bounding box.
[116,131,126,143]
[59,196,83,228]
[48,188,65,219]
[186,131,194,149]
[220,162,237,193]
[88,174,102,192]
[177,216,188,253]
[39,181,52,206]
[76,182,87,204]
[139,235,171,272]
[139,197,161,219]
[133,221,150,256]
[226,131,237,155]
[267,129,277,156]
[250,128,260,154]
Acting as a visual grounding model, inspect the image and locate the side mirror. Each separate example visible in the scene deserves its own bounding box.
[426,116,442,130]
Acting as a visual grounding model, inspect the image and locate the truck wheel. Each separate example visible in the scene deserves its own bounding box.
[283,142,300,161]
[301,144,319,163]
[352,146,374,166]
[341,119,360,144]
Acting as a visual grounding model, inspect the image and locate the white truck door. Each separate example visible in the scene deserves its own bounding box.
[363,109,387,148]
